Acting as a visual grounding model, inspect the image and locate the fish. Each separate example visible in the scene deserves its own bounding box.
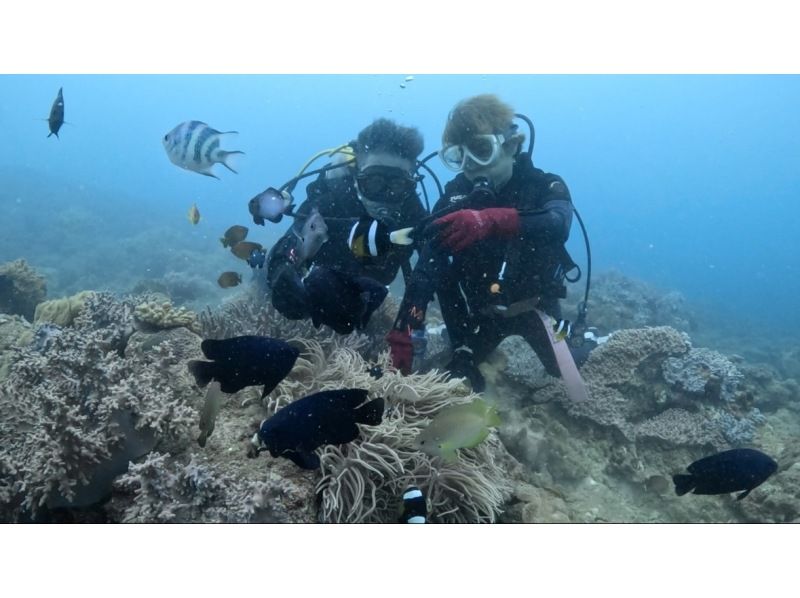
[187,202,201,225]
[247,248,266,269]
[367,364,384,379]
[197,381,225,448]
[414,398,501,461]
[673,448,778,500]
[217,271,242,288]
[398,486,427,523]
[256,388,384,469]
[552,319,572,342]
[248,187,294,225]
[220,225,248,248]
[230,241,264,261]
[303,266,388,335]
[187,335,299,398]
[404,75,414,82]
[47,87,64,139]
[293,208,329,264]
[162,120,244,179]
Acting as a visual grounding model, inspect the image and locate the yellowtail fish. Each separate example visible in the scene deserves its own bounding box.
[187,202,201,225]
[413,398,501,461]
[217,271,242,288]
[162,120,244,179]
[220,225,248,248]
[552,319,571,342]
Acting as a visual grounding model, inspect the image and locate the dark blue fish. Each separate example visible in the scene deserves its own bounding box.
[673,448,778,500]
[398,486,427,523]
[257,388,384,469]
[47,87,64,139]
[187,335,298,398]
[247,248,267,269]
[303,266,388,335]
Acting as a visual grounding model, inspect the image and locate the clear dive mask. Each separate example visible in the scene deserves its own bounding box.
[439,133,507,172]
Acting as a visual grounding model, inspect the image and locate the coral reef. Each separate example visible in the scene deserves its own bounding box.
[33,290,95,327]
[260,340,517,523]
[0,259,47,321]
[134,299,200,334]
[663,347,744,403]
[0,314,34,380]
[107,452,315,523]
[562,269,695,334]
[0,293,197,520]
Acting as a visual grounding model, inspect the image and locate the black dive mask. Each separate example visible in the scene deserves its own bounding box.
[356,165,417,203]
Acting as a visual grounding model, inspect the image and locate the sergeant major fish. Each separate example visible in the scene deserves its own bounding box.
[47,87,65,139]
[163,120,244,179]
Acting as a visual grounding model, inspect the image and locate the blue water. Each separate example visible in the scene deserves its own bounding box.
[1,75,798,336]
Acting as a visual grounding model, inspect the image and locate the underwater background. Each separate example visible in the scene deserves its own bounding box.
[1,75,799,336]
[1,74,799,523]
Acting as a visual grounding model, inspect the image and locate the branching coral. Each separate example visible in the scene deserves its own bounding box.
[0,259,47,321]
[0,292,197,520]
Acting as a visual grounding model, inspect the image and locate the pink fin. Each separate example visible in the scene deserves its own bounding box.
[534,308,589,402]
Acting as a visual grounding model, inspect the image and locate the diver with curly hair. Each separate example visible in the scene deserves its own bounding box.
[265,118,428,334]
[387,95,585,394]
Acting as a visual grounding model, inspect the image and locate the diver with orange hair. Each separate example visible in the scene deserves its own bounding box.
[387,94,589,394]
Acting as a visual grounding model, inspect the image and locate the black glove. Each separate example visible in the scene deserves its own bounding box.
[446,347,485,393]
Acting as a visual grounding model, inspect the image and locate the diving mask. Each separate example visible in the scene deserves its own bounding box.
[439,134,507,172]
[356,165,417,203]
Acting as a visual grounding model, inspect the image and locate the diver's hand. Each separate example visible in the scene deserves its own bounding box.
[386,329,413,375]
[432,208,520,253]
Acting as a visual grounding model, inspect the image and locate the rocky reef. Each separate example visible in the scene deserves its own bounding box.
[1,267,797,523]
[0,259,47,322]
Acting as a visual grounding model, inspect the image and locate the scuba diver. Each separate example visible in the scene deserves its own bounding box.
[262,118,428,335]
[386,94,593,397]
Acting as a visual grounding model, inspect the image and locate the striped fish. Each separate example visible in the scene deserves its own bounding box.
[162,120,244,179]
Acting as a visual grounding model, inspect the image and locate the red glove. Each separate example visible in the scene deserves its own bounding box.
[386,329,413,375]
[433,208,520,253]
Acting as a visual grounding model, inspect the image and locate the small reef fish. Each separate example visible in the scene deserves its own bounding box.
[47,87,65,139]
[367,364,384,379]
[673,448,778,500]
[247,249,266,269]
[230,241,263,261]
[220,225,248,248]
[398,486,427,523]
[187,335,299,398]
[162,120,244,179]
[197,381,225,448]
[249,187,294,225]
[255,388,384,470]
[187,202,201,225]
[293,208,329,264]
[414,398,501,461]
[552,319,572,342]
[348,218,417,260]
[217,271,242,288]
[303,266,388,335]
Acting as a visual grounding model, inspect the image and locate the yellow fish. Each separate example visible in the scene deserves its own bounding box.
[413,398,501,461]
[187,202,201,225]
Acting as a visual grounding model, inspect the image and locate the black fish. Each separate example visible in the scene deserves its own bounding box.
[673,448,778,500]
[257,388,384,469]
[398,486,427,523]
[303,266,388,335]
[48,87,64,139]
[187,335,299,398]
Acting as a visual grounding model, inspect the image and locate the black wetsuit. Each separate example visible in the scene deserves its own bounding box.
[396,152,577,377]
[267,172,427,321]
